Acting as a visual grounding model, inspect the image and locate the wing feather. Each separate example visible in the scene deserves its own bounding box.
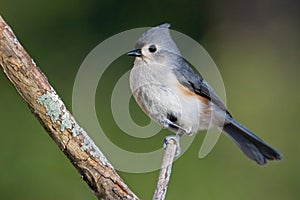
[172,59,230,116]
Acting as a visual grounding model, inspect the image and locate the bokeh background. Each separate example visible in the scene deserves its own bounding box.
[1,0,299,199]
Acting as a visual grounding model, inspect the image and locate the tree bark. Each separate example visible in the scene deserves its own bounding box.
[0,15,138,200]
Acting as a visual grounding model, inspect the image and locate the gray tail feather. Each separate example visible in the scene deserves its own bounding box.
[222,119,282,165]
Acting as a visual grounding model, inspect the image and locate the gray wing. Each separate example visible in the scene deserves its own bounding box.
[172,58,230,115]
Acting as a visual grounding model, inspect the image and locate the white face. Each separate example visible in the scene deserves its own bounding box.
[140,44,159,61]
[135,43,175,67]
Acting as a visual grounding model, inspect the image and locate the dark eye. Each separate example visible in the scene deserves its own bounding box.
[148,45,157,53]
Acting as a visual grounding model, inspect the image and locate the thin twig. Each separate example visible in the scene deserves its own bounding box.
[0,15,138,200]
[153,137,177,200]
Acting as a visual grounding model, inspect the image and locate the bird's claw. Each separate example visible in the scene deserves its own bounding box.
[164,134,182,157]
[158,117,172,129]
[158,117,191,134]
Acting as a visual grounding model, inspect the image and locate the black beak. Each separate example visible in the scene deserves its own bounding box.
[128,49,142,57]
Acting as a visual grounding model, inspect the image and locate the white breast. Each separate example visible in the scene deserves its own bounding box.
[130,61,213,135]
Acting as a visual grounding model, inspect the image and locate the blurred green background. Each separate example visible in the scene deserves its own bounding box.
[1,0,299,199]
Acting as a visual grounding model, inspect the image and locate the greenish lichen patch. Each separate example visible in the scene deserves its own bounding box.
[71,123,81,137]
[37,92,73,132]
[37,92,112,167]
[60,112,72,131]
[80,133,112,167]
[80,137,91,151]
[37,92,62,123]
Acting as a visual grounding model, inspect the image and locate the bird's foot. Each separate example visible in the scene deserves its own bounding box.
[158,117,175,129]
[157,117,191,134]
[164,133,182,157]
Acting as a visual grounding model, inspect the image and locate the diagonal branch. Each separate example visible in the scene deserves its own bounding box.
[0,15,138,200]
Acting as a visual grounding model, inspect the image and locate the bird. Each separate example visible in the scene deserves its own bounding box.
[128,23,282,165]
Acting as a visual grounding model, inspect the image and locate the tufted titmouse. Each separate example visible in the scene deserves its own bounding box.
[128,23,282,165]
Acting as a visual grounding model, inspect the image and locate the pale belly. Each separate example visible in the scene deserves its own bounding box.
[130,67,213,134]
